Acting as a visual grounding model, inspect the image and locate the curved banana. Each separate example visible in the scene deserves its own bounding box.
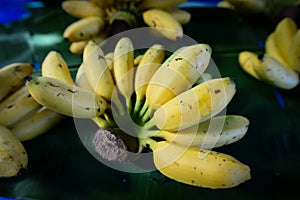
[41,51,74,84]
[145,44,212,112]
[151,77,236,131]
[90,0,114,7]
[238,51,262,80]
[0,86,42,128]
[287,29,300,73]
[151,141,251,189]
[69,40,89,55]
[0,63,34,102]
[142,9,183,40]
[25,76,107,118]
[225,0,266,14]
[138,0,186,9]
[62,0,104,18]
[63,16,105,42]
[166,9,191,25]
[75,64,94,91]
[0,125,28,178]
[152,115,249,148]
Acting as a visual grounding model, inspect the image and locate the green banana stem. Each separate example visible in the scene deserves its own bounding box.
[109,11,139,35]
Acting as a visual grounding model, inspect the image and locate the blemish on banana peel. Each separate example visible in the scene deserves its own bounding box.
[47,82,59,87]
[175,57,183,61]
[214,89,221,94]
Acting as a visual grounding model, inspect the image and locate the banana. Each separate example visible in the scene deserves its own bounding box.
[83,40,115,101]
[152,115,249,149]
[166,9,191,25]
[25,76,107,118]
[62,0,104,18]
[138,0,186,9]
[150,77,236,131]
[287,29,300,73]
[75,64,94,91]
[144,44,212,112]
[217,0,236,10]
[69,40,88,55]
[134,54,144,66]
[142,9,183,40]
[273,17,298,61]
[254,54,299,89]
[0,63,34,102]
[133,44,165,116]
[150,140,251,189]
[225,0,266,14]
[238,51,262,80]
[0,125,28,178]
[11,107,64,142]
[63,16,105,42]
[90,0,114,7]
[41,51,74,84]
[105,52,114,71]
[0,86,42,128]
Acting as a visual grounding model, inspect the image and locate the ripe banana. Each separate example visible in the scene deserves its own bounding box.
[11,107,64,142]
[0,86,42,128]
[238,51,262,80]
[0,125,28,178]
[152,115,249,149]
[138,0,186,9]
[75,64,94,91]
[25,76,107,118]
[225,0,266,14]
[0,63,34,102]
[62,0,104,18]
[145,44,212,111]
[41,51,74,84]
[69,40,89,55]
[151,77,236,131]
[166,9,191,25]
[287,29,300,73]
[63,16,105,42]
[151,141,251,189]
[142,9,183,40]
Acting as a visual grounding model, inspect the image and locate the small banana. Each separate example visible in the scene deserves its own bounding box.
[0,86,42,128]
[63,16,105,42]
[142,9,183,40]
[25,76,107,118]
[0,63,34,102]
[41,51,74,85]
[166,9,191,25]
[90,0,114,7]
[225,0,266,14]
[151,141,251,189]
[152,115,249,149]
[69,40,89,55]
[0,125,28,178]
[11,107,64,142]
[62,0,104,18]
[75,64,94,91]
[151,77,236,131]
[287,29,300,73]
[238,51,262,80]
[138,0,186,9]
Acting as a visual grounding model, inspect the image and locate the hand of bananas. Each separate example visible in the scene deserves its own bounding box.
[61,0,191,54]
[25,37,251,189]
[239,17,300,89]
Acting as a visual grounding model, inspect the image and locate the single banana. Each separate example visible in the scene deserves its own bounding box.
[83,40,115,101]
[0,63,34,102]
[105,52,114,71]
[286,29,300,73]
[0,86,42,128]
[145,44,212,112]
[11,107,64,142]
[25,76,107,118]
[138,0,186,9]
[41,51,74,84]
[238,51,262,80]
[90,0,114,7]
[152,115,249,148]
[75,64,94,91]
[151,140,251,189]
[0,125,28,178]
[134,54,144,66]
[62,0,104,18]
[142,9,183,40]
[273,17,298,61]
[63,16,105,42]
[217,0,236,10]
[69,40,88,55]
[166,9,191,25]
[225,0,266,14]
[151,77,236,131]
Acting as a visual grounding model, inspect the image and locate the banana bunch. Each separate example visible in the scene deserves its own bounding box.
[27,36,251,189]
[61,0,191,54]
[238,17,300,89]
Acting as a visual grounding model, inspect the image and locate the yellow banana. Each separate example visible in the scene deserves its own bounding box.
[0,125,28,178]
[105,52,114,71]
[134,54,144,66]
[286,29,300,73]
[166,9,191,25]
[62,0,104,18]
[145,44,212,112]
[0,63,34,102]
[138,0,186,9]
[217,0,236,10]
[225,0,266,14]
[151,77,236,131]
[238,51,262,80]
[41,51,74,84]
[83,40,115,100]
[25,76,107,118]
[63,16,105,42]
[0,86,42,128]
[75,64,94,91]
[152,115,249,148]
[11,107,64,142]
[142,9,183,40]
[69,40,88,55]
[151,140,251,189]
[273,17,298,61]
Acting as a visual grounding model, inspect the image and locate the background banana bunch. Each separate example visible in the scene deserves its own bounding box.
[25,37,251,189]
[61,0,191,54]
[239,17,300,89]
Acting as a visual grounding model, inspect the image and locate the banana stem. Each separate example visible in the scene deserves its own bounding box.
[138,100,149,118]
[139,137,157,150]
[140,105,152,124]
[132,96,143,120]
[142,118,156,130]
